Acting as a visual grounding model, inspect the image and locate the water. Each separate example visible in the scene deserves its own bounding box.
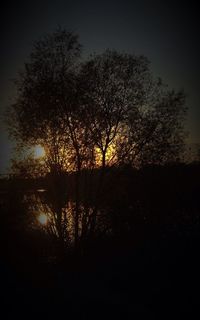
[23,188,107,248]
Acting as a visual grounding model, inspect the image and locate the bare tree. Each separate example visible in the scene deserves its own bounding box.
[78,50,187,169]
[6,31,188,247]
[6,27,82,175]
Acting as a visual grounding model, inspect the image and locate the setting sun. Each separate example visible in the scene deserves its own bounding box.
[37,213,48,225]
[33,145,45,158]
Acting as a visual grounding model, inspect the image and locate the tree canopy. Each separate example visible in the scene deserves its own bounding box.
[7,28,187,174]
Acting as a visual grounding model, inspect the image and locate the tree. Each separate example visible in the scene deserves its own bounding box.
[10,156,46,179]
[7,31,187,172]
[78,50,187,169]
[6,29,188,247]
[7,28,82,175]
[73,50,186,238]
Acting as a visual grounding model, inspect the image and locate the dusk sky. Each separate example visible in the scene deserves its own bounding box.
[1,0,199,172]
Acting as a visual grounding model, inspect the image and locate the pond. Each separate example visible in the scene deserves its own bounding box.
[23,188,110,247]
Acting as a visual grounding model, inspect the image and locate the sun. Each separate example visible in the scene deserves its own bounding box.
[37,213,48,225]
[33,145,45,158]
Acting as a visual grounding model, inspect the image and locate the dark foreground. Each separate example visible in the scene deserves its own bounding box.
[0,163,200,319]
[1,229,200,319]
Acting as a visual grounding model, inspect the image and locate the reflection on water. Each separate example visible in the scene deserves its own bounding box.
[37,189,46,193]
[23,188,108,247]
[24,191,74,246]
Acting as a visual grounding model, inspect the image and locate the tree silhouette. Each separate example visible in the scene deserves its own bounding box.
[7,28,82,175]
[10,156,45,179]
[7,29,187,172]
[6,28,188,247]
[78,50,187,168]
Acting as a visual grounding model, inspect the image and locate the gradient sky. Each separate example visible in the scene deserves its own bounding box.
[1,0,199,172]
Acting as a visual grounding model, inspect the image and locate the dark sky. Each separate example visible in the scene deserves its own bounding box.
[0,0,199,172]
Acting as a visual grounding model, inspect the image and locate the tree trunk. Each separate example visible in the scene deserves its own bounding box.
[74,160,81,249]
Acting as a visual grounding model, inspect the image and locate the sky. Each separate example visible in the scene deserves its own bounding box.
[0,0,199,173]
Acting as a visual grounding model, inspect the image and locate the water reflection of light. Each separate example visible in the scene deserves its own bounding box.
[37,189,46,193]
[37,213,48,225]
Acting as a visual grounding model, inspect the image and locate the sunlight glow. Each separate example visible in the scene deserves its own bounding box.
[95,143,117,166]
[33,145,45,158]
[37,213,48,225]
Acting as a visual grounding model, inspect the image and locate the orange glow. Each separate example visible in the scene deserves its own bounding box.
[95,143,117,166]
